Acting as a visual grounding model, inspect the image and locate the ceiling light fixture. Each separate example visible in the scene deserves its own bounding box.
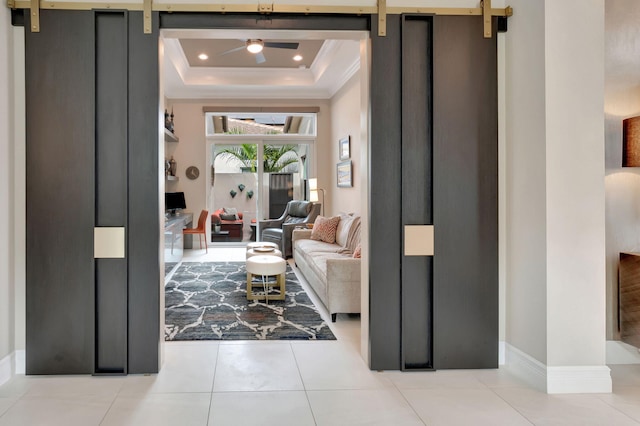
[246,39,264,54]
[293,54,303,61]
[198,53,209,60]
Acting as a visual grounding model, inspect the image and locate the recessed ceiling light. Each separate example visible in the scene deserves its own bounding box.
[198,53,209,60]
[293,54,303,62]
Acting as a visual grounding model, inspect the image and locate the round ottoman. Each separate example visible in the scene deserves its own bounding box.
[246,255,287,302]
[246,241,279,251]
[246,248,283,259]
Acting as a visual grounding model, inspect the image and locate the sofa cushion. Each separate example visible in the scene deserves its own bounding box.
[295,238,342,254]
[306,251,349,281]
[311,215,340,243]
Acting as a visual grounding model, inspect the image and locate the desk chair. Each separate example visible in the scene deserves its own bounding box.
[183,209,209,253]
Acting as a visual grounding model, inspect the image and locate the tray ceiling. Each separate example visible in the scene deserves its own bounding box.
[162,29,365,100]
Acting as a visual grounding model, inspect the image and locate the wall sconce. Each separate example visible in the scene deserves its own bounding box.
[623,116,640,167]
[308,178,325,216]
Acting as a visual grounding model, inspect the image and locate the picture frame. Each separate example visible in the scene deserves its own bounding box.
[337,160,353,187]
[339,136,350,160]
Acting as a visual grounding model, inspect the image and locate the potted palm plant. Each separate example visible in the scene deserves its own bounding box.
[215,144,299,173]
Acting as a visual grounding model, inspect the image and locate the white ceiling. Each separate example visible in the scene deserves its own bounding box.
[162,29,366,99]
[179,38,324,69]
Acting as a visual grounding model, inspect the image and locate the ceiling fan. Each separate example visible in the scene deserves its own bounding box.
[218,39,300,64]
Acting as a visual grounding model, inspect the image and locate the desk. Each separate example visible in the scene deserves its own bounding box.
[164,212,193,264]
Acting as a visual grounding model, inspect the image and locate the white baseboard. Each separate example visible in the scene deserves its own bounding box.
[0,352,14,386]
[547,366,612,394]
[606,340,640,364]
[499,341,505,365]
[14,350,25,375]
[504,343,547,392]
[504,343,612,394]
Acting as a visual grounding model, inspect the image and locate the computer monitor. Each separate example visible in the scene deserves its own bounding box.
[165,192,186,214]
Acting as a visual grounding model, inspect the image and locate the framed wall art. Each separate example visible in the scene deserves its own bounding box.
[339,136,350,160]
[337,160,353,187]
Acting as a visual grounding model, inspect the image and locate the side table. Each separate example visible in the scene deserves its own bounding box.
[211,230,230,242]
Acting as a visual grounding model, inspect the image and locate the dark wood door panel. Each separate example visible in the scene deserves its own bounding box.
[25,10,95,374]
[432,16,499,369]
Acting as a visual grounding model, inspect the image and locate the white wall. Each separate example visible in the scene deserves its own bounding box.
[505,0,548,364]
[211,173,262,237]
[506,0,609,392]
[0,5,16,372]
[329,73,361,216]
[545,0,606,368]
[13,29,26,356]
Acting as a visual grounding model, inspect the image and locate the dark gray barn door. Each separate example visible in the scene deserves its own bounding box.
[25,10,160,375]
[369,14,498,370]
[25,10,95,375]
[432,16,498,369]
[23,10,497,375]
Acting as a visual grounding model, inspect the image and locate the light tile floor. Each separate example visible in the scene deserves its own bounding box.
[2,247,640,425]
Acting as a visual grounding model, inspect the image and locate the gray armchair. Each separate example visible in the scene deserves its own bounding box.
[260,200,321,258]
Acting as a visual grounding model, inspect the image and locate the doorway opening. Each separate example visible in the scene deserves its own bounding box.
[159,27,370,351]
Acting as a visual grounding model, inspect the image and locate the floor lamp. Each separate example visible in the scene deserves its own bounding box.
[308,178,325,216]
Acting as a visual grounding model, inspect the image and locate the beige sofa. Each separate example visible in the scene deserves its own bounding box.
[292,214,361,322]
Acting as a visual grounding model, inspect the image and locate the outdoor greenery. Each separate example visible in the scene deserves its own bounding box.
[216,144,299,173]
[225,126,281,136]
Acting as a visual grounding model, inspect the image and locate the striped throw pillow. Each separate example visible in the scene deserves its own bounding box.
[310,215,341,244]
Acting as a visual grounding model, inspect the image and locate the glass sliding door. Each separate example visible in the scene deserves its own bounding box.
[260,143,310,220]
[205,111,316,245]
[210,143,259,244]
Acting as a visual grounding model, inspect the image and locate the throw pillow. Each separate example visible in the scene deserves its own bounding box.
[345,217,361,253]
[311,215,341,243]
[336,213,357,247]
[221,207,238,221]
[353,244,362,259]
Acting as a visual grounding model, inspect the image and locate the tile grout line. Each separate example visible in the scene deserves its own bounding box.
[593,391,640,425]
[485,384,536,425]
[290,342,319,426]
[97,390,120,425]
[387,376,427,426]
[0,397,21,422]
[206,343,222,425]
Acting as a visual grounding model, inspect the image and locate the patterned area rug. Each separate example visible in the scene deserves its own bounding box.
[165,262,178,276]
[165,261,336,341]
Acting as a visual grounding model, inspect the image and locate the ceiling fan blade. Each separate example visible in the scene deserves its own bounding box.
[255,52,266,64]
[218,45,246,56]
[263,42,299,50]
